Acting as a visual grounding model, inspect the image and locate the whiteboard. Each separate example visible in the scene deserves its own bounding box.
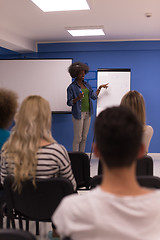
[0,59,72,112]
[97,69,131,115]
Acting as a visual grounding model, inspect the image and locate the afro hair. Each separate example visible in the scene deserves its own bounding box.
[68,62,89,78]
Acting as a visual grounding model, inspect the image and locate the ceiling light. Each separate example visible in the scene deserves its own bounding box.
[31,0,90,12]
[145,12,152,18]
[67,27,105,36]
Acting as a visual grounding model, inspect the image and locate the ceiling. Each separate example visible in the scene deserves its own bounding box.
[0,0,160,53]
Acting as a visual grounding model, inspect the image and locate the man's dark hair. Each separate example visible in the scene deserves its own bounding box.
[0,88,18,128]
[68,62,89,78]
[94,106,143,168]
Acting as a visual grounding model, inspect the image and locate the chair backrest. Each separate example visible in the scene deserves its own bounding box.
[98,160,102,175]
[0,229,36,240]
[90,175,160,190]
[136,155,153,176]
[90,175,102,189]
[98,155,153,176]
[62,237,72,240]
[4,176,74,221]
[68,152,90,189]
[137,176,160,189]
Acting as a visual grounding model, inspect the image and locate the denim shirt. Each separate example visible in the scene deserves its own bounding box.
[67,80,97,119]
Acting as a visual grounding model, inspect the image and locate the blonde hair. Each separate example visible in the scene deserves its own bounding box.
[2,95,55,191]
[120,90,146,126]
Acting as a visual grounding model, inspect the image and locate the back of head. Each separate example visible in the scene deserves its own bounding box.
[2,95,54,191]
[120,90,146,125]
[14,95,53,141]
[0,88,18,129]
[68,61,89,78]
[94,106,143,168]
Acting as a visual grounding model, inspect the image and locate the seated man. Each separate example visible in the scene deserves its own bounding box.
[0,88,18,150]
[52,106,160,240]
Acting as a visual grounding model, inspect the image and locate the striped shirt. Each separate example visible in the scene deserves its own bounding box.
[0,143,76,191]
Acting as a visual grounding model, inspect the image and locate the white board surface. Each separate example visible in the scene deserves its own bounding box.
[0,59,72,112]
[97,69,131,115]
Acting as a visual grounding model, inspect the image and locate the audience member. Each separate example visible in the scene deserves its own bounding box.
[120,90,153,154]
[1,95,76,191]
[0,88,18,150]
[52,106,160,240]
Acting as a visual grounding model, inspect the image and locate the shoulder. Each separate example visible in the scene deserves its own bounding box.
[84,81,92,88]
[146,190,160,206]
[48,143,68,154]
[145,125,153,132]
[144,125,153,136]
[49,142,64,149]
[52,191,96,236]
[39,143,67,154]
[67,80,76,89]
[54,188,99,216]
[52,143,68,153]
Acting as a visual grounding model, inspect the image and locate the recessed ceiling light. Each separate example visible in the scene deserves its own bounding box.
[67,27,105,36]
[31,0,90,12]
[145,12,152,18]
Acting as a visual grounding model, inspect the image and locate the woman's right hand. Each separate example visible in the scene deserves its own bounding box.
[78,92,84,100]
[73,92,84,104]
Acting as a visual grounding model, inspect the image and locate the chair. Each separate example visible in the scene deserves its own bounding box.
[136,155,153,176]
[98,155,154,176]
[68,152,90,190]
[62,237,72,240]
[0,191,5,229]
[90,175,102,189]
[0,229,36,240]
[137,176,160,188]
[97,160,102,175]
[90,174,160,190]
[3,176,74,235]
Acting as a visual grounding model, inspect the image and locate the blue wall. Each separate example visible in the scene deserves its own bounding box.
[1,41,160,153]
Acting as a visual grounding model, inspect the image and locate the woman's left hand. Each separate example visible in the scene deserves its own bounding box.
[99,83,109,89]
[96,83,109,96]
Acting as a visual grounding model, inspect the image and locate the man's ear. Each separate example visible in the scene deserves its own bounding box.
[137,143,145,159]
[93,143,101,158]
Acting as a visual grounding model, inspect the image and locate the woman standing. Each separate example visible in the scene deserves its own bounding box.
[67,62,108,152]
[1,95,76,191]
[120,90,153,154]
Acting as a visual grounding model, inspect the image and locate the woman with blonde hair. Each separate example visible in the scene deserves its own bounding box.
[120,90,153,154]
[1,95,76,191]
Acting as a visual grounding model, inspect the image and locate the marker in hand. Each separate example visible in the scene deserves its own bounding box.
[80,90,84,98]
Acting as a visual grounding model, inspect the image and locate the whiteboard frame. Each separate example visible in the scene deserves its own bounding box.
[0,58,72,113]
